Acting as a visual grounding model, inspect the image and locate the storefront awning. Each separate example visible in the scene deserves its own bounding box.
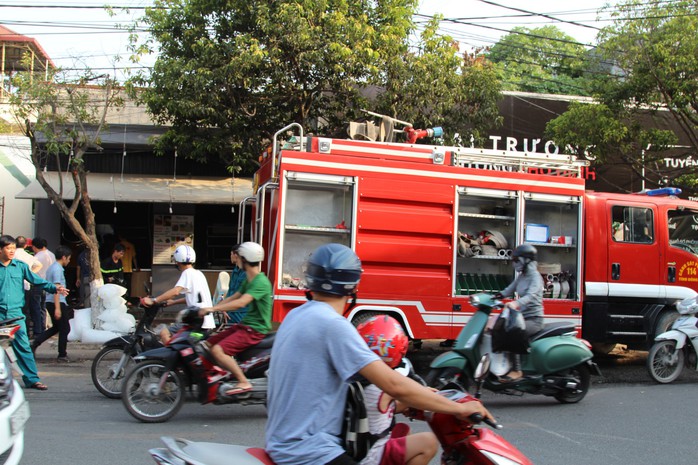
[16,172,253,205]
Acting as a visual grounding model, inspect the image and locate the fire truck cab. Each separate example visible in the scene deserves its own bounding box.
[239,123,698,350]
[583,189,698,350]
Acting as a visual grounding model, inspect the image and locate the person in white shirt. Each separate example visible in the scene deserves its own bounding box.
[142,245,215,339]
[14,236,43,320]
[29,237,56,338]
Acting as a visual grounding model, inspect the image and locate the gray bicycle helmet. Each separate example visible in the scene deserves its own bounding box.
[305,243,363,296]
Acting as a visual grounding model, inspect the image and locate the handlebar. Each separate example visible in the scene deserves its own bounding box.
[469,413,502,430]
[0,316,23,327]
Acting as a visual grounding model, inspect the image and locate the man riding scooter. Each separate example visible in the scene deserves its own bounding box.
[496,244,544,382]
[198,242,272,396]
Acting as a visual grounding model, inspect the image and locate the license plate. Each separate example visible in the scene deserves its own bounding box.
[10,401,30,436]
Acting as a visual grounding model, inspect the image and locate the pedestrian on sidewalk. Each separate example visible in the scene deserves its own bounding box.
[14,236,42,322]
[0,235,68,390]
[75,246,91,308]
[32,245,73,362]
[29,236,55,338]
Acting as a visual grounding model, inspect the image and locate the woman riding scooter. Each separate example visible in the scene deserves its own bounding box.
[497,244,544,382]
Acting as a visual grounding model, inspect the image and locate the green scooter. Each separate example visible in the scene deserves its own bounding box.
[425,293,601,403]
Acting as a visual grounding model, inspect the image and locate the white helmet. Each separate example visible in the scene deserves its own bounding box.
[237,242,264,263]
[173,245,196,264]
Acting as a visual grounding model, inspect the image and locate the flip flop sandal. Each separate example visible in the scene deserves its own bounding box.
[29,382,48,391]
[225,385,252,396]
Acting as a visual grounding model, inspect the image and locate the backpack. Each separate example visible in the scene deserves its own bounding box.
[341,381,392,461]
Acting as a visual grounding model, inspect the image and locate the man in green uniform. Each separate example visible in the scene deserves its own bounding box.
[0,235,68,390]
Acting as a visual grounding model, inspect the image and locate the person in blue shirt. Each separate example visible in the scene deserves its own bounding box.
[225,244,249,324]
[31,245,73,362]
[0,235,68,390]
[266,244,492,465]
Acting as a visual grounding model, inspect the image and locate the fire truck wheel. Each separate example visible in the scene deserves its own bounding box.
[351,311,380,327]
[654,310,679,340]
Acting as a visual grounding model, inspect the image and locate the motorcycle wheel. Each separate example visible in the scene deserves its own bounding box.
[122,361,186,423]
[424,367,468,391]
[553,364,590,404]
[647,340,684,384]
[91,346,135,399]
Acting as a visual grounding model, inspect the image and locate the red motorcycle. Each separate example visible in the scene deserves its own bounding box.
[121,308,273,423]
[149,356,532,465]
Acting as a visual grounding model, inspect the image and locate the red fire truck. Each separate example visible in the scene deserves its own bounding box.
[238,123,698,352]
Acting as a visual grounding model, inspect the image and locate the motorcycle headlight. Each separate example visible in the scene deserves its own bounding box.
[0,352,15,408]
[0,352,10,381]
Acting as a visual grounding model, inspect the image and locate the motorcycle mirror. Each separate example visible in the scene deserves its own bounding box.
[473,354,491,399]
[474,354,491,381]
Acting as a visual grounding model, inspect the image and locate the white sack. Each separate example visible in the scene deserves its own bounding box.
[80,328,121,344]
[102,296,127,309]
[68,307,92,341]
[98,284,127,299]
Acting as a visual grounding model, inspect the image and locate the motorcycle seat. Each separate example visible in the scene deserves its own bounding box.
[254,332,276,350]
[529,322,576,342]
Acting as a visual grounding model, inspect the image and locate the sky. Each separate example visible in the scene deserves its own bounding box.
[1,0,616,81]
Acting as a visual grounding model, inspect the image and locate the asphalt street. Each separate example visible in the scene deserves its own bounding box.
[31,337,698,386]
[20,338,698,465]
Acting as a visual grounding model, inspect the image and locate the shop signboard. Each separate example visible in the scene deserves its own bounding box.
[153,214,194,264]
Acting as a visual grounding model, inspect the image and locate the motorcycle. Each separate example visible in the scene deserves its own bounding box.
[91,298,165,398]
[0,317,30,465]
[647,295,698,383]
[148,357,533,465]
[426,293,601,403]
[121,307,274,423]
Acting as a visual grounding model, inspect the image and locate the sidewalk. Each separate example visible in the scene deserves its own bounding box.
[31,336,102,366]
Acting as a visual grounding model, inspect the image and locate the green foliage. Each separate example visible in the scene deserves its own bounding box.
[594,0,698,150]
[128,0,415,171]
[9,55,123,279]
[486,25,593,96]
[545,102,677,161]
[547,0,698,194]
[128,1,501,168]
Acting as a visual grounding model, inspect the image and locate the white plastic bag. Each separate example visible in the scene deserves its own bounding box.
[102,296,127,309]
[80,328,120,344]
[97,283,127,299]
[68,307,92,341]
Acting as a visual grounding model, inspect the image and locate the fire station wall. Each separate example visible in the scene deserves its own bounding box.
[356,176,454,297]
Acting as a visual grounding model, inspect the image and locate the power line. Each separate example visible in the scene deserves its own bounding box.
[0,3,162,9]
[476,0,601,31]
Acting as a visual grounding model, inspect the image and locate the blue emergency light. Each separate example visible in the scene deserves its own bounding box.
[645,187,682,196]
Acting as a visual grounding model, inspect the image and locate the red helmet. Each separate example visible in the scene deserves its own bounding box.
[356,315,408,369]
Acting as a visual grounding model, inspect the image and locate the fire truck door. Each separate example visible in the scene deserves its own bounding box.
[607,204,661,297]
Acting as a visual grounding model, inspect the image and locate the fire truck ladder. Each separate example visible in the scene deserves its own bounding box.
[247,123,305,264]
[236,195,256,243]
[450,147,589,177]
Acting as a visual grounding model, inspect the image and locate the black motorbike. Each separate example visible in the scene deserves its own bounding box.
[121,307,274,423]
[90,299,165,398]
